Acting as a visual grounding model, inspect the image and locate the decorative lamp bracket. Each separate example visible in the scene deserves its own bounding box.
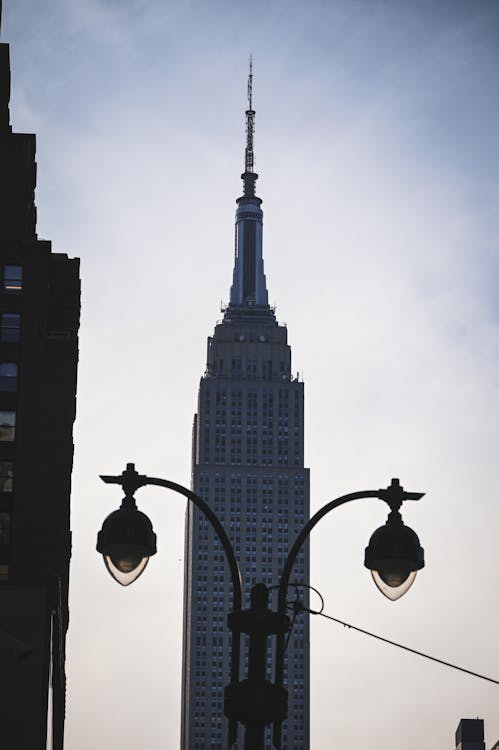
[378,478,425,512]
[100,462,148,500]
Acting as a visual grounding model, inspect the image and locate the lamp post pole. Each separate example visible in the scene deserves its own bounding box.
[97,465,425,750]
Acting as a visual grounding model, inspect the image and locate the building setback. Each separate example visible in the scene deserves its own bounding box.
[181,66,310,749]
[0,14,80,750]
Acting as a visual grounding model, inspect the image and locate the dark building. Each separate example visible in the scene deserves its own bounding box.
[454,718,499,750]
[456,719,486,750]
[0,12,80,750]
[181,66,310,749]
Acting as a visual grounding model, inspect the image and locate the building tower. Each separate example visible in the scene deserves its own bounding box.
[0,11,80,750]
[455,720,486,750]
[181,63,310,749]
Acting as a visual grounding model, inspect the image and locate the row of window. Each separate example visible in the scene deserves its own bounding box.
[206,386,301,403]
[208,440,300,465]
[204,472,306,482]
[197,473,307,491]
[211,357,290,380]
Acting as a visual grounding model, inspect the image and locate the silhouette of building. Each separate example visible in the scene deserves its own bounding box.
[456,719,486,750]
[454,718,499,750]
[0,12,80,750]
[181,65,310,749]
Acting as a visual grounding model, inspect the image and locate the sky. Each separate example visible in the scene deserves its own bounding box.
[2,0,499,748]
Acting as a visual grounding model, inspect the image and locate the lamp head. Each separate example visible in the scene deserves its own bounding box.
[97,500,157,586]
[365,510,424,600]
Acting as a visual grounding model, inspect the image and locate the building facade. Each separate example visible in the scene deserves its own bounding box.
[0,16,80,750]
[455,720,486,750]
[181,68,310,749]
[454,718,499,750]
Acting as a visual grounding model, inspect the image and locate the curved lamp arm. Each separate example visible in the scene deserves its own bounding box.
[101,464,243,610]
[278,490,379,617]
[277,477,423,618]
[100,463,244,684]
[145,477,243,612]
[273,478,424,746]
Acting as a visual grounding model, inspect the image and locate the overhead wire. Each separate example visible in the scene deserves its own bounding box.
[271,581,498,686]
[310,609,499,686]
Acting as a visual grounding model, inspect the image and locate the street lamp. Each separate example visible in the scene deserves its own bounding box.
[96,465,425,750]
[97,500,157,586]
[365,509,425,600]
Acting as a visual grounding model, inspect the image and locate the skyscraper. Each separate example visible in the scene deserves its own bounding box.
[181,64,310,749]
[0,11,80,749]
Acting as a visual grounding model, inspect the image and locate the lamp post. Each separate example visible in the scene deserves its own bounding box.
[96,464,425,750]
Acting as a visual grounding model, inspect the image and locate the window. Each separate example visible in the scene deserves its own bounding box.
[246,358,257,377]
[0,313,21,343]
[0,411,15,442]
[3,265,22,294]
[0,363,17,392]
[0,461,13,492]
[230,358,241,377]
[262,359,273,379]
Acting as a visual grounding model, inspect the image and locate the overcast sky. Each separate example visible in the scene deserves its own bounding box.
[3,1,499,749]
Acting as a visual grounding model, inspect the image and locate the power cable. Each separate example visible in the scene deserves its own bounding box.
[271,581,497,685]
[310,609,499,686]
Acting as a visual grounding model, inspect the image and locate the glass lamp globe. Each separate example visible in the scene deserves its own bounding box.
[365,511,424,601]
[103,546,150,586]
[97,503,157,586]
[371,565,418,601]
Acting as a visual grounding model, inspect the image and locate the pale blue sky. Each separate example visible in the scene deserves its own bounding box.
[2,1,499,749]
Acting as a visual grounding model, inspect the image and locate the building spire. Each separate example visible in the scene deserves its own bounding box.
[245,55,255,174]
[242,56,257,199]
[226,58,274,321]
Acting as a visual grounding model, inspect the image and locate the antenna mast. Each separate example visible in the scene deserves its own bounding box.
[245,55,255,174]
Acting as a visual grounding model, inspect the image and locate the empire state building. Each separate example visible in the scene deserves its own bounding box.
[181,65,310,749]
